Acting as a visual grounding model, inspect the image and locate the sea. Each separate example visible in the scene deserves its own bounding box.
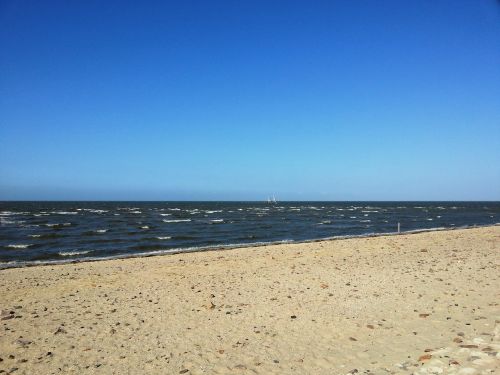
[0,201,498,268]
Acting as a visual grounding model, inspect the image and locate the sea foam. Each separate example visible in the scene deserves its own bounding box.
[58,250,92,256]
[7,244,32,249]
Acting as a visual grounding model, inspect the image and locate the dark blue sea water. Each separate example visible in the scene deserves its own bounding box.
[0,201,498,268]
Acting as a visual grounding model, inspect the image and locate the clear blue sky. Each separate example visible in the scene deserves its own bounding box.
[1,1,499,201]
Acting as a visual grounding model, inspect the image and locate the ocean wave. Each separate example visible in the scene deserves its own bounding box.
[0,211,30,216]
[163,219,191,223]
[159,213,172,216]
[140,226,149,229]
[156,236,171,240]
[210,219,224,223]
[58,250,92,257]
[0,219,16,224]
[50,211,78,215]
[28,233,64,239]
[95,229,108,233]
[6,244,32,249]
[1,211,18,216]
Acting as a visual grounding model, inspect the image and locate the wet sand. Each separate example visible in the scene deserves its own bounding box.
[1,226,499,374]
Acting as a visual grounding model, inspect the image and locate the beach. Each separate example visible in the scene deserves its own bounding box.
[0,226,499,374]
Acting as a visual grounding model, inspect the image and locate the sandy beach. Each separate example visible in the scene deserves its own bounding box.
[0,226,499,374]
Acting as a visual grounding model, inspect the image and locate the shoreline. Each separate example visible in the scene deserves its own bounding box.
[1,223,498,270]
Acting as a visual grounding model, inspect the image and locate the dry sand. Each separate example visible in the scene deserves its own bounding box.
[0,226,499,374]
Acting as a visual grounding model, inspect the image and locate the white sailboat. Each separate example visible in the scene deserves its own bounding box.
[267,194,277,204]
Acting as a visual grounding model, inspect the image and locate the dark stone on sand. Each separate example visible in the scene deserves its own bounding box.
[179,370,189,374]
[14,339,32,348]
[54,326,66,335]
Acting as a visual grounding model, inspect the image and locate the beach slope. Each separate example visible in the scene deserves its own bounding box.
[1,226,499,374]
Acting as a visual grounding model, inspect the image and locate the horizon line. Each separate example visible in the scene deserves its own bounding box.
[1,200,499,203]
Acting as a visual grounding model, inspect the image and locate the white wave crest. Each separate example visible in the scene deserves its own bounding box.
[58,250,92,256]
[83,209,108,213]
[7,244,32,249]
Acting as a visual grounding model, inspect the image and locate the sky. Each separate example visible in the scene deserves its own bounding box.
[0,1,499,201]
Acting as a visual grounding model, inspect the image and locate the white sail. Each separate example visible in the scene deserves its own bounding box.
[267,195,277,204]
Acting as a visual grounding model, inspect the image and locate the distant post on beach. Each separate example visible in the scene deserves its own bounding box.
[398,222,400,234]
